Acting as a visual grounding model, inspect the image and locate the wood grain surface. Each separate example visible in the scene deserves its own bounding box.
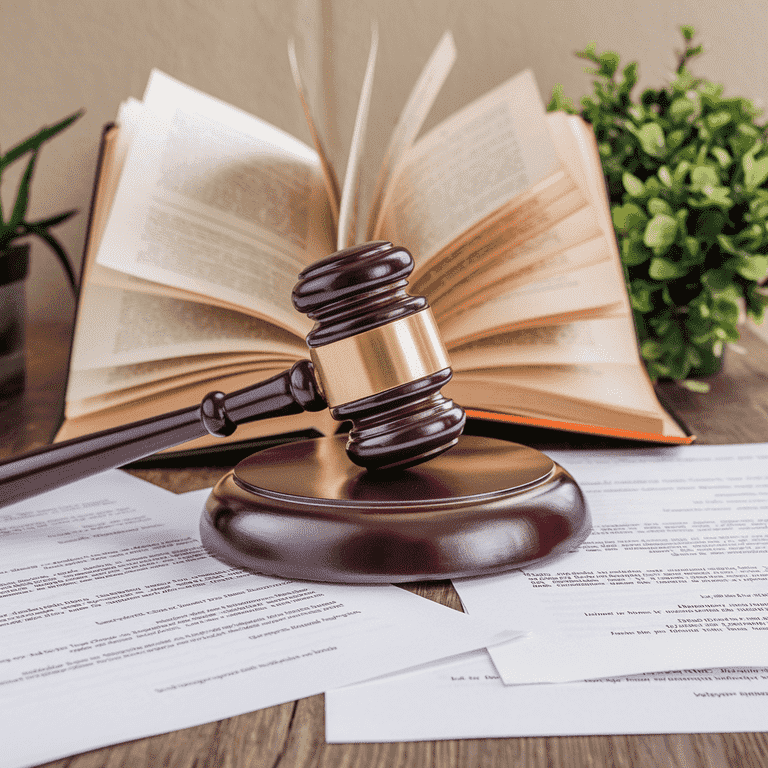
[7,322,768,768]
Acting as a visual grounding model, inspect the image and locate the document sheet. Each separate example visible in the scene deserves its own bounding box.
[326,442,768,742]
[454,442,768,683]
[326,650,768,741]
[0,472,505,768]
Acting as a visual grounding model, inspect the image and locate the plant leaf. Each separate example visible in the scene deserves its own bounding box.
[22,224,78,293]
[621,62,638,92]
[706,110,732,130]
[612,202,647,233]
[629,283,654,312]
[690,165,720,190]
[669,97,696,121]
[681,25,695,41]
[703,186,733,208]
[0,110,83,170]
[641,339,664,360]
[622,171,645,197]
[647,197,673,216]
[735,253,768,281]
[9,150,37,228]
[643,214,678,252]
[693,209,727,238]
[621,237,650,266]
[680,379,710,393]
[673,160,691,183]
[638,122,666,157]
[684,236,700,258]
[657,166,673,187]
[598,51,620,78]
[0,222,20,251]
[26,210,78,229]
[702,268,731,290]
[547,83,577,113]
[649,256,686,280]
[744,154,768,189]
[710,147,731,168]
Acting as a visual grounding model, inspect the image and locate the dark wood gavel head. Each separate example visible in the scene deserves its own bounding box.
[292,241,466,471]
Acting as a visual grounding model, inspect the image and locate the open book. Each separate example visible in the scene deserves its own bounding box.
[56,31,692,457]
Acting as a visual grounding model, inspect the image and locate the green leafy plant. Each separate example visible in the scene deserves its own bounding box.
[549,27,768,382]
[0,110,83,293]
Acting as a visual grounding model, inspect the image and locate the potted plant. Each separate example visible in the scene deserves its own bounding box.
[0,110,82,397]
[549,27,768,385]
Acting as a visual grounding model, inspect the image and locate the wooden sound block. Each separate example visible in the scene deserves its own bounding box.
[200,434,591,583]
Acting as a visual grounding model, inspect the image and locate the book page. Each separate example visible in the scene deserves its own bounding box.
[433,234,611,322]
[448,317,641,369]
[95,71,333,336]
[336,24,378,248]
[288,39,340,235]
[550,112,634,316]
[454,443,768,683]
[446,364,665,434]
[66,354,288,407]
[84,100,141,266]
[68,284,306,373]
[548,112,614,237]
[67,345,300,411]
[87,262,301,322]
[439,259,626,345]
[56,392,338,449]
[65,361,294,419]
[410,171,585,300]
[367,31,457,240]
[84,102,320,326]
[424,204,603,316]
[377,69,562,269]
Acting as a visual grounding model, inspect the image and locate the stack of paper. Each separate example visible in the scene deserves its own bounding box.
[327,443,768,741]
[3,443,768,762]
[0,471,510,768]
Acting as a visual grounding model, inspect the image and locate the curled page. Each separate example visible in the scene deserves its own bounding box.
[288,38,341,234]
[378,69,565,272]
[95,70,332,336]
[367,31,457,240]
[337,23,379,249]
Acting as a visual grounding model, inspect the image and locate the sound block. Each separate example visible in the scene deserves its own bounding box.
[201,434,590,583]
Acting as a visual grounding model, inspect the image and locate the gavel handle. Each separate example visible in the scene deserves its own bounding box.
[0,360,326,508]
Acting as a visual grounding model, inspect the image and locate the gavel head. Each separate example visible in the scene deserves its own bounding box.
[292,241,466,471]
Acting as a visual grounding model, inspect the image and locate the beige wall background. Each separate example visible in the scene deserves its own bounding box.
[3,0,766,324]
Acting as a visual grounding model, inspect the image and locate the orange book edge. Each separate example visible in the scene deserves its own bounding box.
[464,408,695,445]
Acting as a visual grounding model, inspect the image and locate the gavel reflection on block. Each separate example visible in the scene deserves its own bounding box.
[0,241,590,583]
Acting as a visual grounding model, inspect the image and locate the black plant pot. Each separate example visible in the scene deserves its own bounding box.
[0,244,30,399]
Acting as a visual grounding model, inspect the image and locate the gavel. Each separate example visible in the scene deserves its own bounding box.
[0,242,466,507]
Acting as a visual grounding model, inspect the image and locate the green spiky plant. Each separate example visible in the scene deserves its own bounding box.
[0,110,83,294]
[549,27,768,385]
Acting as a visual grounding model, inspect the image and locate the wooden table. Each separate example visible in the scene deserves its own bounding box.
[7,321,768,768]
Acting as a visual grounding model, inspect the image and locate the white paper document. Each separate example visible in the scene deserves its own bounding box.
[326,651,768,741]
[453,442,768,683]
[0,471,504,768]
